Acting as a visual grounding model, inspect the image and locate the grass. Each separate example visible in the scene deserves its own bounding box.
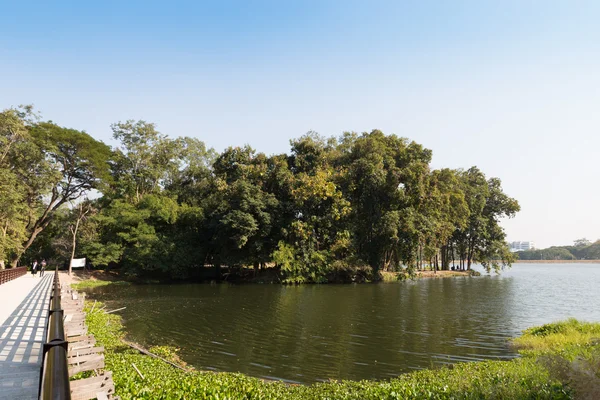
[81,300,600,399]
[512,319,600,399]
[512,318,600,355]
[71,279,131,290]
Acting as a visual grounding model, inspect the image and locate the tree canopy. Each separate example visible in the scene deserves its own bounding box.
[1,107,520,281]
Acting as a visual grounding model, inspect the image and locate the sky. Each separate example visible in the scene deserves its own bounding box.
[1,0,599,249]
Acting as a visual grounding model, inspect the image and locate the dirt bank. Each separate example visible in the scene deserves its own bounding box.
[416,270,472,278]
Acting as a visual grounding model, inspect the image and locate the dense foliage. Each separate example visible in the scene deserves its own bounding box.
[0,106,111,269]
[517,239,600,261]
[1,106,520,281]
[85,300,600,399]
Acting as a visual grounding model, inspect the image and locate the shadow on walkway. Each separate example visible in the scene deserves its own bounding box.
[0,273,52,399]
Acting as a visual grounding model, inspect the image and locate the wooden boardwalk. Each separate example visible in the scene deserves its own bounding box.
[61,286,117,400]
[0,273,54,399]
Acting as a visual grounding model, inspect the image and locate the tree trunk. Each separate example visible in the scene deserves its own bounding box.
[441,245,450,270]
[214,259,222,282]
[10,226,44,267]
[69,217,81,276]
[10,189,68,268]
[467,237,475,270]
[253,261,259,276]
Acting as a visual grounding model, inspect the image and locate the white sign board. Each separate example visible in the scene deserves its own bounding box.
[70,258,86,269]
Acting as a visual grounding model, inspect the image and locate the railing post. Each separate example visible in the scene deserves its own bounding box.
[39,266,71,400]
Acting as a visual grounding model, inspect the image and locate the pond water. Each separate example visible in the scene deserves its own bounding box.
[87,263,600,383]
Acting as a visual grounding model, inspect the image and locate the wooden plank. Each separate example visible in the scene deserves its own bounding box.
[68,352,104,365]
[65,321,85,328]
[64,300,84,306]
[68,355,105,376]
[69,334,95,343]
[71,382,114,400]
[64,311,84,316]
[65,313,85,320]
[68,346,104,358]
[66,326,88,337]
[65,314,85,320]
[63,306,84,312]
[70,372,112,390]
[65,318,85,325]
[69,342,95,352]
[70,374,115,400]
[65,321,86,330]
[61,301,83,309]
[69,338,96,348]
[66,326,87,335]
[65,311,85,317]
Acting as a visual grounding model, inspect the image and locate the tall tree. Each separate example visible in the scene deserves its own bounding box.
[12,123,112,267]
[341,130,432,273]
[1,114,112,268]
[0,108,32,268]
[111,120,183,202]
[453,168,519,271]
[68,200,95,275]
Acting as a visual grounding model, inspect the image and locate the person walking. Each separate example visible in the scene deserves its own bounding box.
[39,259,47,277]
[31,260,38,276]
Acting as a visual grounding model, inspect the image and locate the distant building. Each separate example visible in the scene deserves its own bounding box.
[509,241,536,252]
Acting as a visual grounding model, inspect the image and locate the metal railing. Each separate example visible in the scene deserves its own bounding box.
[39,267,71,400]
[0,266,28,285]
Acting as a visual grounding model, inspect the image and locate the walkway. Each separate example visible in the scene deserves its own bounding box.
[0,273,53,399]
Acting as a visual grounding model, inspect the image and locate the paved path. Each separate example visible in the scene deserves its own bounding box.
[0,273,53,399]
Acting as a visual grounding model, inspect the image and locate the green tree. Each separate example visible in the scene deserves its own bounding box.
[2,117,111,267]
[0,108,33,268]
[341,130,432,273]
[517,248,576,261]
[573,238,591,248]
[111,120,183,202]
[453,168,519,272]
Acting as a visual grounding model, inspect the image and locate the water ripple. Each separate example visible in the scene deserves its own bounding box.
[89,263,600,383]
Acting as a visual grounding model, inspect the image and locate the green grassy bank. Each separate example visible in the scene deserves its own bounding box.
[71,279,131,290]
[82,300,600,399]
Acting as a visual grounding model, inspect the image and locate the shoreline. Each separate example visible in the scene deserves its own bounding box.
[67,268,477,289]
[414,270,474,278]
[514,260,600,264]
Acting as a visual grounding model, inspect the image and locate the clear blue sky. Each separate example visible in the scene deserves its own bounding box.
[2,0,599,248]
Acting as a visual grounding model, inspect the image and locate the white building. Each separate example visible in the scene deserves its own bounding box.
[509,241,536,252]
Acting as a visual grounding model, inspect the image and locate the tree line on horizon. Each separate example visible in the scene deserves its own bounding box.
[517,238,600,261]
[0,106,520,282]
